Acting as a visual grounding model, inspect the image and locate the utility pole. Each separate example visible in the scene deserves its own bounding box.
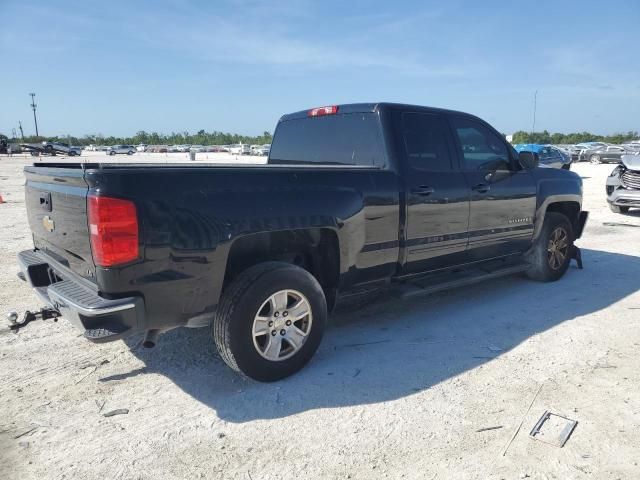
[531,90,538,135]
[29,93,39,137]
[18,121,25,140]
[12,128,17,141]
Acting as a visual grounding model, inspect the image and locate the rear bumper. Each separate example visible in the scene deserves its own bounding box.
[18,250,144,342]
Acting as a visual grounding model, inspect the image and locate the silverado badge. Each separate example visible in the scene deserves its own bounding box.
[42,215,55,232]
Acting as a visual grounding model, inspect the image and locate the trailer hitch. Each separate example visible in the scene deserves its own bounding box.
[7,307,60,333]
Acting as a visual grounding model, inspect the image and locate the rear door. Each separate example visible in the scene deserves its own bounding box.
[24,166,95,281]
[396,110,470,273]
[605,146,625,162]
[449,115,536,260]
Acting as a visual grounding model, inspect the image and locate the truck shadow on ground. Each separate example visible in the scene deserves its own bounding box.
[113,248,639,423]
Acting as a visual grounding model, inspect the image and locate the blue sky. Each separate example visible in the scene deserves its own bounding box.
[1,0,639,138]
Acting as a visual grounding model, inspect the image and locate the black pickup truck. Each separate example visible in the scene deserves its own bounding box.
[17,103,587,381]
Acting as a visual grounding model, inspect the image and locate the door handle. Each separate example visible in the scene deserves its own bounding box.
[411,185,435,196]
[472,183,491,193]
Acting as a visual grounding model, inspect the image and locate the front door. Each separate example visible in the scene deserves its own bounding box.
[398,111,470,273]
[449,115,537,261]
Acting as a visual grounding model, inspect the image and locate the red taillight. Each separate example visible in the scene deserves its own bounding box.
[308,105,339,117]
[88,195,139,267]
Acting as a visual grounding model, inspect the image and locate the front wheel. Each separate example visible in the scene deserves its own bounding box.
[590,154,601,164]
[525,212,574,282]
[109,150,116,156]
[127,150,134,155]
[213,262,327,382]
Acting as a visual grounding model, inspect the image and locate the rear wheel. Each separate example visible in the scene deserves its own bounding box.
[213,262,327,382]
[609,203,630,214]
[526,212,574,282]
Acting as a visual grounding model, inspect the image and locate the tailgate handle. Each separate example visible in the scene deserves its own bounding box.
[39,192,52,212]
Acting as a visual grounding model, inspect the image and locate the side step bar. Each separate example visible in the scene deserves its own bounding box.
[391,262,530,299]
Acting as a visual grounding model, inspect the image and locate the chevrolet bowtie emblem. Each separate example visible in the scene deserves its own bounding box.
[43,215,55,232]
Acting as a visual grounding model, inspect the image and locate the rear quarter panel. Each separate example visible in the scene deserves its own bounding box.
[85,166,400,329]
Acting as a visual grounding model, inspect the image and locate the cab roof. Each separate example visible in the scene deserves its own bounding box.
[279,102,472,122]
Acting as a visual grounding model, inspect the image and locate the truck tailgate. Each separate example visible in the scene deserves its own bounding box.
[24,165,96,282]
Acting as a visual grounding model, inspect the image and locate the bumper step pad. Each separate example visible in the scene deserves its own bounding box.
[84,324,130,341]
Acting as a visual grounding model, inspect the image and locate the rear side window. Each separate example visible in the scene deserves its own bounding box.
[400,112,452,171]
[269,113,385,166]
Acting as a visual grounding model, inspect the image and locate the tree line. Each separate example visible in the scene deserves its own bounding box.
[10,128,639,147]
[13,129,273,146]
[511,130,639,145]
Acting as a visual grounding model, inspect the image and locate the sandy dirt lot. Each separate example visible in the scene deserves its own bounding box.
[1,157,639,480]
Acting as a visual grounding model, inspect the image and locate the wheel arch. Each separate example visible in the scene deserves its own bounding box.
[533,196,582,241]
[222,228,342,311]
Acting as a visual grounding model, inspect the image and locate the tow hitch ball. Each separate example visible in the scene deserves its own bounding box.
[7,307,60,333]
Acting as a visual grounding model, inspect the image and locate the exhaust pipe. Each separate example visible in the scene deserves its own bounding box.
[142,329,161,349]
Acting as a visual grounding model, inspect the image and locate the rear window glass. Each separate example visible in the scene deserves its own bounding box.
[269,113,385,166]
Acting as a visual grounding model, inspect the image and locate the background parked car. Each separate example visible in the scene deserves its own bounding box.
[514,144,572,169]
[573,142,608,162]
[136,144,148,152]
[622,143,640,153]
[606,155,640,213]
[560,145,584,163]
[107,145,136,155]
[42,141,81,156]
[252,144,271,156]
[228,144,251,155]
[581,145,636,164]
[206,145,227,152]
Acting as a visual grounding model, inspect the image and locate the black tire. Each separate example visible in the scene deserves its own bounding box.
[127,150,134,155]
[109,150,116,156]
[589,154,601,164]
[44,145,53,153]
[609,203,629,214]
[68,151,77,156]
[525,212,574,282]
[213,262,327,382]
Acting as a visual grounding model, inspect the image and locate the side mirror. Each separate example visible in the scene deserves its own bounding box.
[518,151,539,170]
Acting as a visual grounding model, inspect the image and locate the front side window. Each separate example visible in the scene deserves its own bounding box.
[400,112,452,171]
[451,116,511,171]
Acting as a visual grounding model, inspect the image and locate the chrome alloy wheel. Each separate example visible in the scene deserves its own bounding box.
[590,154,601,164]
[252,289,313,361]
[547,226,569,270]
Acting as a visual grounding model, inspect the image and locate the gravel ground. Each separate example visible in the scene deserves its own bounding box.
[1,157,639,480]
